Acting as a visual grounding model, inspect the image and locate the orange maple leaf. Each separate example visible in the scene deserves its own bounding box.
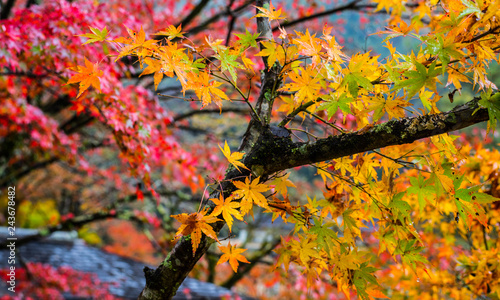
[217,241,250,272]
[210,193,243,232]
[171,209,220,254]
[66,57,103,98]
[190,72,229,108]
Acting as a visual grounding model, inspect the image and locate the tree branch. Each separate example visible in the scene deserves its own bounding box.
[245,97,490,176]
[272,0,375,31]
[221,238,281,288]
[173,108,249,122]
[175,0,211,28]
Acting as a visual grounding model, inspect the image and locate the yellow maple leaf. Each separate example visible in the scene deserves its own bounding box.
[255,40,285,69]
[219,141,249,172]
[272,173,296,196]
[171,209,220,254]
[66,57,104,98]
[154,24,185,40]
[217,241,250,272]
[252,2,286,21]
[210,194,243,232]
[280,67,322,105]
[233,176,270,210]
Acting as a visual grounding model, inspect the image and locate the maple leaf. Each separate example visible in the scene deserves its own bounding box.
[171,209,220,254]
[252,2,286,21]
[407,174,434,214]
[210,194,243,232]
[233,177,270,210]
[214,47,242,82]
[375,20,416,43]
[115,26,157,62]
[280,67,322,105]
[319,92,353,120]
[294,29,322,67]
[78,26,109,45]
[477,89,500,133]
[234,29,260,48]
[154,24,185,40]
[353,262,379,300]
[190,72,229,108]
[391,60,441,101]
[66,57,104,98]
[455,185,499,229]
[272,173,296,196]
[219,140,248,172]
[255,41,284,68]
[290,235,320,265]
[139,57,164,90]
[217,241,250,272]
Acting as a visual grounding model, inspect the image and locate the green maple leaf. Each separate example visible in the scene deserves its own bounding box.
[353,262,378,300]
[342,208,358,232]
[309,218,339,252]
[341,72,373,99]
[407,174,434,214]
[422,35,462,74]
[477,89,500,133]
[235,29,260,48]
[319,93,353,119]
[391,60,441,101]
[78,26,109,45]
[215,48,242,82]
[388,192,411,222]
[458,0,482,19]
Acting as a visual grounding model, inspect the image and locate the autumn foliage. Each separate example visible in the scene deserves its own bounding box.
[2,0,500,299]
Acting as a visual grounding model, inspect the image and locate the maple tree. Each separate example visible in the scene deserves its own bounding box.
[2,0,500,299]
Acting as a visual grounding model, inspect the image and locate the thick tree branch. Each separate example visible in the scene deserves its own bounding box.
[245,97,490,176]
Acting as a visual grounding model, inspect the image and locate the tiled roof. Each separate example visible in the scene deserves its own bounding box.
[0,227,248,300]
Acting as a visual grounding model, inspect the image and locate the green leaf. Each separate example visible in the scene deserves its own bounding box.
[215,48,242,82]
[477,89,500,133]
[407,174,434,214]
[341,72,373,98]
[353,262,379,300]
[458,0,482,19]
[422,35,462,74]
[342,208,359,232]
[391,60,441,100]
[389,192,411,221]
[309,218,339,252]
[318,93,353,119]
[78,26,109,45]
[234,29,260,48]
